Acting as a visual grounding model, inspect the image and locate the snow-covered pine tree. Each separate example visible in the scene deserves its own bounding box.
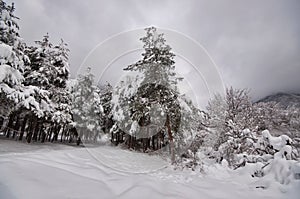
[25,34,59,89]
[0,1,48,140]
[124,27,180,86]
[99,83,114,134]
[71,68,104,144]
[22,35,71,143]
[49,39,72,141]
[113,27,201,163]
[0,1,29,117]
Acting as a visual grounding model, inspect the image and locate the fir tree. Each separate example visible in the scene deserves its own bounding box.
[114,27,186,162]
[99,82,114,134]
[0,0,29,116]
[71,68,104,143]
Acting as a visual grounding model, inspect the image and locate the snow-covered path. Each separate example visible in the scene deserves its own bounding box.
[0,140,297,199]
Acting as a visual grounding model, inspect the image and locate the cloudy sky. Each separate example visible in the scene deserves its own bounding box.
[9,0,300,105]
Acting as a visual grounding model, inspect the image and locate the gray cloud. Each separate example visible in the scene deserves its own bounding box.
[9,0,300,103]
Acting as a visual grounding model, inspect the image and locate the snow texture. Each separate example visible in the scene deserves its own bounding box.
[0,139,299,199]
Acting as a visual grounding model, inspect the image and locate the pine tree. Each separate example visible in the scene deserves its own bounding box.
[124,26,180,87]
[99,83,114,134]
[22,34,71,142]
[0,1,29,116]
[71,68,104,143]
[114,27,184,162]
[50,39,72,126]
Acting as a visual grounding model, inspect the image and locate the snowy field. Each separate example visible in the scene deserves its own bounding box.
[0,139,299,199]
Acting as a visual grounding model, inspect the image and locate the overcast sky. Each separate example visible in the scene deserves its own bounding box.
[9,0,300,104]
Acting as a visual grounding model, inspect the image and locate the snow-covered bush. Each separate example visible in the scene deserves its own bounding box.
[250,143,300,187]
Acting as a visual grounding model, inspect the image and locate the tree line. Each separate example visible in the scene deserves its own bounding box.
[0,1,112,145]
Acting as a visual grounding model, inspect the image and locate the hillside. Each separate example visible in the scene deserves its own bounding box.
[257,93,300,108]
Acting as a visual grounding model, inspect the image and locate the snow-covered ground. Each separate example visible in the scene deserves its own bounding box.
[0,139,299,199]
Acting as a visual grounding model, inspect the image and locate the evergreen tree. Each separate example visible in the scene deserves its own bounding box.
[124,26,181,88]
[25,35,71,121]
[113,27,190,162]
[0,0,29,116]
[71,68,104,143]
[99,82,114,134]
[25,35,69,87]
[50,39,72,125]
[21,34,71,142]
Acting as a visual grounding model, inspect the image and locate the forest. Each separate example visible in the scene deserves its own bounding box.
[1,0,300,185]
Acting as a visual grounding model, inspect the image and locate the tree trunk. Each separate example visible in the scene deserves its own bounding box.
[166,115,175,164]
[26,116,35,143]
[48,126,53,142]
[51,125,56,142]
[32,121,40,142]
[60,125,66,142]
[5,113,15,138]
[37,123,43,141]
[19,117,27,141]
[12,115,20,139]
[41,126,46,143]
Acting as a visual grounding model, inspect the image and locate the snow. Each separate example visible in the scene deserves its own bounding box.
[0,64,24,85]
[0,43,13,61]
[129,120,139,135]
[0,139,299,199]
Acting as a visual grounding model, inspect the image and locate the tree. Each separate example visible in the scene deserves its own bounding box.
[225,87,254,132]
[0,1,29,117]
[0,1,50,140]
[252,101,283,131]
[70,68,104,143]
[206,93,227,148]
[21,35,72,143]
[113,27,200,163]
[99,82,114,134]
[206,87,300,167]
[50,39,72,131]
[206,87,257,165]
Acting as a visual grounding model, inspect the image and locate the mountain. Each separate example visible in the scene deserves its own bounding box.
[257,92,300,108]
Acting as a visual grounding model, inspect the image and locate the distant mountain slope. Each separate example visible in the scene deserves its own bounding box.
[257,92,300,108]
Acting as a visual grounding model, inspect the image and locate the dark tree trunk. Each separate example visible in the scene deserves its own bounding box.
[5,113,15,138]
[0,117,4,130]
[76,137,81,146]
[19,117,28,141]
[12,115,20,139]
[152,136,155,150]
[37,123,44,141]
[32,121,40,142]
[41,127,46,143]
[26,116,35,143]
[51,125,60,142]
